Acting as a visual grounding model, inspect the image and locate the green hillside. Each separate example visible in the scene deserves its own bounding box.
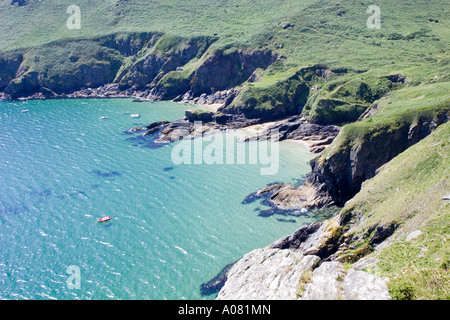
[1,0,449,69]
[2,1,448,118]
[1,0,449,301]
[337,121,449,299]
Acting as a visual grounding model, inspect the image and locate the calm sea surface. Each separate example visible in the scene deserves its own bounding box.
[0,98,318,300]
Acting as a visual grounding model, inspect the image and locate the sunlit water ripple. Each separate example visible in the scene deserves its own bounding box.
[0,98,318,300]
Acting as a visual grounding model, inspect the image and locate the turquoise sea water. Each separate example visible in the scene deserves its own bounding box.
[0,98,317,300]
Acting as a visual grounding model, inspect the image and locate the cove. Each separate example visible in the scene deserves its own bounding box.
[0,98,318,300]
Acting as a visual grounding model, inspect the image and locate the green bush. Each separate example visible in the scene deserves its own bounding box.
[390,283,415,300]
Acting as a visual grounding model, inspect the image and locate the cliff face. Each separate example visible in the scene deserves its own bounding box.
[191,49,276,96]
[0,33,276,102]
[3,40,124,99]
[305,97,450,207]
[117,35,214,92]
[152,48,277,101]
[0,51,23,92]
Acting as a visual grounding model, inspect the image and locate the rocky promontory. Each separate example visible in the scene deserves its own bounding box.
[217,216,391,300]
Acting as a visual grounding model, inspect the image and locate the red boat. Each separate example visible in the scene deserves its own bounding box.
[98,216,112,222]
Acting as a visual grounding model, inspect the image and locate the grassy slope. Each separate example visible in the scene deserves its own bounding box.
[337,121,449,299]
[1,1,448,69]
[324,81,450,156]
[1,1,448,108]
[0,0,312,50]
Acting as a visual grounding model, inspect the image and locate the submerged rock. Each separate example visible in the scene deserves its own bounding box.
[200,262,235,296]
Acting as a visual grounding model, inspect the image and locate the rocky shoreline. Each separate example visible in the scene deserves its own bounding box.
[0,82,237,103]
[122,103,343,213]
[3,81,342,212]
[126,109,340,150]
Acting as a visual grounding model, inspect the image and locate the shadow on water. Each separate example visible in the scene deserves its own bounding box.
[276,218,297,223]
[241,182,282,205]
[0,204,28,215]
[125,134,167,149]
[124,126,169,150]
[200,262,236,297]
[90,170,122,178]
[100,222,114,229]
[30,189,53,197]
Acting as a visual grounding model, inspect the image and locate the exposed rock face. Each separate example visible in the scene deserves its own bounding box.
[117,35,214,93]
[152,119,222,144]
[4,46,123,99]
[217,249,321,300]
[300,262,390,300]
[223,71,310,121]
[268,222,323,251]
[217,218,391,300]
[240,115,340,153]
[269,218,342,259]
[301,261,344,300]
[180,89,240,108]
[239,116,339,153]
[246,178,335,211]
[130,112,265,145]
[100,32,161,58]
[184,110,215,123]
[0,52,23,91]
[191,49,276,97]
[0,33,276,102]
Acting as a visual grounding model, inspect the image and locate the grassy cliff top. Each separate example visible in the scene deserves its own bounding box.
[1,0,449,71]
[324,81,450,156]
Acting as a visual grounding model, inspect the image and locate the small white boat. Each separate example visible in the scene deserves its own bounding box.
[100,116,109,119]
[130,114,140,118]
[21,109,29,113]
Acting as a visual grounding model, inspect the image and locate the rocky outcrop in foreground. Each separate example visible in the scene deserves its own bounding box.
[217,216,391,300]
[217,249,321,300]
[217,220,390,300]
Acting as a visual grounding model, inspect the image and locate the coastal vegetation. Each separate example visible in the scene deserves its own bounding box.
[1,0,449,300]
[335,122,449,299]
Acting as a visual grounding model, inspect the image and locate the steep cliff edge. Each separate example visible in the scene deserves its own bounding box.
[268,82,450,208]
[0,32,277,101]
[218,121,449,300]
